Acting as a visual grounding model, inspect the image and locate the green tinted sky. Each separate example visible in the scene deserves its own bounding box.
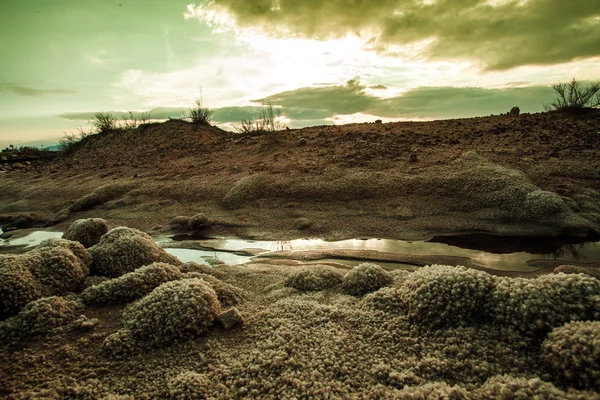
[1,0,599,146]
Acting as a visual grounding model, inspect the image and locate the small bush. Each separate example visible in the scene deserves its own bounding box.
[81,263,183,305]
[119,279,221,347]
[59,126,93,154]
[188,99,213,125]
[235,102,282,135]
[544,78,600,111]
[542,321,600,390]
[284,267,343,291]
[341,263,393,296]
[91,112,118,133]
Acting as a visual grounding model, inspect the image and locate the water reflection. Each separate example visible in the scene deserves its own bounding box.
[0,230,63,248]
[187,237,600,272]
[165,248,252,266]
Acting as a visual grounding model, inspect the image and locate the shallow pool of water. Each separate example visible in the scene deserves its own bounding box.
[179,237,600,272]
[165,248,253,266]
[3,229,600,272]
[0,230,63,248]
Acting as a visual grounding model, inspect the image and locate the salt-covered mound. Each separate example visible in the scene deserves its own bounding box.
[363,286,407,314]
[69,183,132,212]
[62,218,109,248]
[542,321,600,390]
[181,272,245,308]
[36,238,93,275]
[448,154,570,221]
[81,262,183,305]
[0,265,42,319]
[400,265,496,328]
[167,371,213,399]
[179,261,226,279]
[284,266,343,291]
[103,279,220,353]
[341,263,393,296]
[554,264,600,280]
[28,246,89,296]
[189,213,209,231]
[0,240,90,318]
[90,227,182,277]
[394,382,469,399]
[488,273,600,336]
[476,375,593,399]
[0,296,81,340]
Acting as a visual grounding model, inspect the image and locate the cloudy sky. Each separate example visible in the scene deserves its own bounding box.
[1,0,599,147]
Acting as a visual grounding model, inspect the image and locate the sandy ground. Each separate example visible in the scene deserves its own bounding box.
[1,260,599,399]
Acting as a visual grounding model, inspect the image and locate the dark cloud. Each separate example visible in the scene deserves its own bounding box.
[57,81,556,128]
[256,80,555,118]
[195,0,600,69]
[0,83,77,97]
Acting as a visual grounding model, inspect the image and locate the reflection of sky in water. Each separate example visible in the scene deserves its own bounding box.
[0,231,63,247]
[165,248,252,266]
[197,238,600,272]
[3,230,600,272]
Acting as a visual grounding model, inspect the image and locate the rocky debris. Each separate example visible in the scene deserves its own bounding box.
[0,212,49,230]
[217,307,244,329]
[409,149,418,163]
[69,183,133,212]
[189,213,209,231]
[49,209,71,225]
[510,106,520,116]
[299,137,307,145]
[167,216,191,232]
[90,227,182,277]
[62,218,109,248]
[293,217,312,230]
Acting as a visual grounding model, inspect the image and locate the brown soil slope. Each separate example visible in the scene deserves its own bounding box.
[1,110,600,240]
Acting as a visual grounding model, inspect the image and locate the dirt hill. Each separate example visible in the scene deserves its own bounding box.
[1,110,600,240]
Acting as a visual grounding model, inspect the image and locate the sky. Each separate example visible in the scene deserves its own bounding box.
[0,0,599,147]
